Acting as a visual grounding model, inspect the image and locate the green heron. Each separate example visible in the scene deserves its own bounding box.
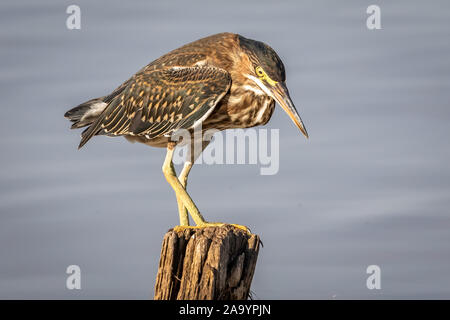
[65,32,308,231]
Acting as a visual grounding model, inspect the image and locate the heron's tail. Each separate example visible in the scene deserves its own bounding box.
[64,97,107,129]
[64,97,108,149]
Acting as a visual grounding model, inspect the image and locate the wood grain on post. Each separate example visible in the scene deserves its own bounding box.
[154,224,260,300]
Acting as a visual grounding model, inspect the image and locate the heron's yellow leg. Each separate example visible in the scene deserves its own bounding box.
[164,144,250,234]
[163,145,206,225]
[176,161,192,226]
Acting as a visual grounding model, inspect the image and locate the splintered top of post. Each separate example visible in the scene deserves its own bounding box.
[154,224,261,300]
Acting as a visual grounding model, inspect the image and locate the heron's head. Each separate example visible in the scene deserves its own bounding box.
[238,35,308,138]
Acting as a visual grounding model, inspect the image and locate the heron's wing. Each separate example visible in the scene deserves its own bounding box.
[78,66,231,148]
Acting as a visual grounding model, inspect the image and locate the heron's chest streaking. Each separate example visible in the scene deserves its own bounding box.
[203,83,275,131]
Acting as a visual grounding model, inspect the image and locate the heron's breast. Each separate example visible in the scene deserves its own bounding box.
[204,89,275,131]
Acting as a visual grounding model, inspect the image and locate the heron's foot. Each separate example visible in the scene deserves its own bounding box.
[199,222,251,234]
[173,222,250,234]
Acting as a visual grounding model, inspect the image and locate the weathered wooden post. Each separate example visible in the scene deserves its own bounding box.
[154,224,260,300]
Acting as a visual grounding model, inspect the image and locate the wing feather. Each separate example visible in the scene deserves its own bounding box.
[78,66,230,148]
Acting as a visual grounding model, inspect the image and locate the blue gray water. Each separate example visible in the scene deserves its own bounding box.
[1,0,449,299]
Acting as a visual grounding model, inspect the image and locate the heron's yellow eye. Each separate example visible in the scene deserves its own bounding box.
[255,66,265,77]
[255,66,277,86]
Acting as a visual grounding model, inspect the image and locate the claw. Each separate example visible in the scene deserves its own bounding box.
[172,222,251,235]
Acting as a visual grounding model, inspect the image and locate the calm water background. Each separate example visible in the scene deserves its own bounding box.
[1,0,449,299]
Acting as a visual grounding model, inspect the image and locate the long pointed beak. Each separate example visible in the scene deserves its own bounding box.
[270,82,308,138]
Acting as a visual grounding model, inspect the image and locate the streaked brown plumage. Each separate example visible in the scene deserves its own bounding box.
[65,32,308,230]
